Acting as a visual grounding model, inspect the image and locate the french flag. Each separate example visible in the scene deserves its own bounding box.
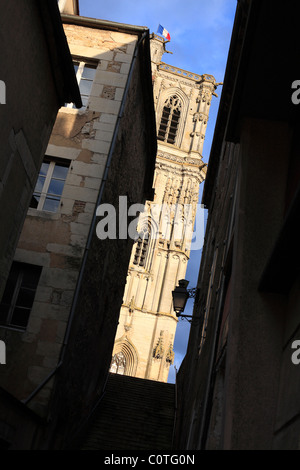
[157,24,171,41]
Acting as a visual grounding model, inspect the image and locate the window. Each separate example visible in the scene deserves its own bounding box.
[30,159,69,212]
[0,262,42,330]
[110,352,126,375]
[133,223,151,267]
[158,95,181,144]
[66,61,97,109]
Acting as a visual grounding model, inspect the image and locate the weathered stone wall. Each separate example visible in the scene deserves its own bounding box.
[0,0,61,300]
[0,23,148,422]
[45,46,156,449]
[0,17,156,448]
[0,388,43,449]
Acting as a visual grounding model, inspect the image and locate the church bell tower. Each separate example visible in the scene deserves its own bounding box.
[110,33,217,382]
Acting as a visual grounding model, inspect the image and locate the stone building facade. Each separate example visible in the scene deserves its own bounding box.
[0,0,80,302]
[174,0,300,450]
[0,11,156,449]
[111,35,217,382]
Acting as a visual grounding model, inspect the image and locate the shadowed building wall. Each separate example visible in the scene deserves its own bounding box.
[174,0,300,451]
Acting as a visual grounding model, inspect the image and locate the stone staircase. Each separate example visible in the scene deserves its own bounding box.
[80,373,176,450]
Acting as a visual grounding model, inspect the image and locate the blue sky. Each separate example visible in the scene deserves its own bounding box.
[78,0,237,383]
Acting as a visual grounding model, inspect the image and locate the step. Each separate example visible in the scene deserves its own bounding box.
[80,373,176,450]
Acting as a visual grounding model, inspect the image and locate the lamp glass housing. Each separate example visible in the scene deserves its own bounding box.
[172,279,189,316]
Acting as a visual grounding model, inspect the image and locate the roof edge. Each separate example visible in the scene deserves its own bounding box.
[61,13,149,36]
[202,0,254,208]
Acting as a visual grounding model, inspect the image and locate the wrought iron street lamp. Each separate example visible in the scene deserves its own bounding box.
[172,279,201,323]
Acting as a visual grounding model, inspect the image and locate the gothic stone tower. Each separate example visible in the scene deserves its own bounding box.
[111,34,216,382]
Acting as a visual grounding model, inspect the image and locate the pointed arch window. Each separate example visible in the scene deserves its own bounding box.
[158,95,182,144]
[133,221,151,267]
[110,352,126,375]
[110,340,138,377]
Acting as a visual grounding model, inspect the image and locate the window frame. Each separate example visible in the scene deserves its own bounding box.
[158,95,182,145]
[66,59,97,110]
[30,158,69,213]
[133,218,153,268]
[110,352,126,375]
[0,262,42,331]
[133,230,150,267]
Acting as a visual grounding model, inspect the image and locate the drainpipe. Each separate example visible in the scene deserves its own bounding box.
[23,30,149,406]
